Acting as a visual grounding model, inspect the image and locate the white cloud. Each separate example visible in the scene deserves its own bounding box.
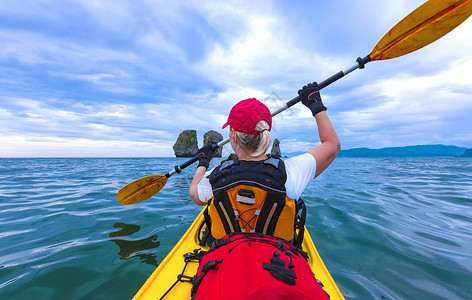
[74,0,134,32]
[0,28,138,66]
[332,55,472,148]
[0,135,173,157]
[279,139,319,154]
[137,29,186,62]
[363,60,471,116]
[193,7,333,93]
[1,0,471,157]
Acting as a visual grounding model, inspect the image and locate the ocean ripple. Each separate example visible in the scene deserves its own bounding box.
[1,157,471,299]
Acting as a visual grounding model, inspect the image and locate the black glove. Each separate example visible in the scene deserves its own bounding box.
[298,82,327,116]
[196,144,217,169]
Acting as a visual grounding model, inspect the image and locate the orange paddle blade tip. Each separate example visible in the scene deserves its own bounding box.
[117,175,168,205]
[370,0,472,61]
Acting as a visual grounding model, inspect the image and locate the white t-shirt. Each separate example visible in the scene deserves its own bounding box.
[197,153,317,203]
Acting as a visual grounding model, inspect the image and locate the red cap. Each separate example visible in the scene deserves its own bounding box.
[222,98,272,135]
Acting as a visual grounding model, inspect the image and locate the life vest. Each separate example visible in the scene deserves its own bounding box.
[205,156,304,243]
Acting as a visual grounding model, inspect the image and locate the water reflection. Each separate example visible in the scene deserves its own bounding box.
[109,222,160,266]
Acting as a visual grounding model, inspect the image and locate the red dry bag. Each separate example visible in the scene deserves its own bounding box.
[191,233,330,300]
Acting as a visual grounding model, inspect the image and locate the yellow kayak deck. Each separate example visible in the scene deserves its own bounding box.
[134,209,344,299]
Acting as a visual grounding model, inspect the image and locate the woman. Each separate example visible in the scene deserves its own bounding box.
[189,82,340,242]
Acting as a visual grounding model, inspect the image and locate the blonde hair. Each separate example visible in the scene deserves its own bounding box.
[232,120,271,158]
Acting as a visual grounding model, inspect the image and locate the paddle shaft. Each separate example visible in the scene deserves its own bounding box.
[166,55,372,177]
[274,55,371,115]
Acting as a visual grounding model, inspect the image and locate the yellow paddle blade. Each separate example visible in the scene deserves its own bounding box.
[117,175,168,205]
[370,0,472,60]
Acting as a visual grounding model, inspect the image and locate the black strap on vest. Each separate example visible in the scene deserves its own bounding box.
[199,157,306,249]
[208,156,288,237]
[200,198,307,249]
[293,198,307,248]
[199,203,215,247]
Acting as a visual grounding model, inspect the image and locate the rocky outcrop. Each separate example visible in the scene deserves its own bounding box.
[203,130,223,157]
[173,130,225,157]
[173,130,198,157]
[271,138,281,157]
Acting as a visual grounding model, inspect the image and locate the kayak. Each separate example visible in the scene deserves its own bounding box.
[133,208,344,300]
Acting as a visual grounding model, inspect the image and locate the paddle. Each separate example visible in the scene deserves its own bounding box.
[117,0,472,205]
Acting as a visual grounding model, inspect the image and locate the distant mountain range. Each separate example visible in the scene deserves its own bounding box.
[285,144,471,158]
[461,148,472,157]
[338,144,469,158]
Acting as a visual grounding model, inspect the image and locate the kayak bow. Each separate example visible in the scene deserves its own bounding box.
[133,209,344,300]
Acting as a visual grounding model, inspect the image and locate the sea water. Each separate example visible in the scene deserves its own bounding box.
[0,157,471,299]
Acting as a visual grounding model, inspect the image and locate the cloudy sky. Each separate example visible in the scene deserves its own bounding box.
[1,0,471,157]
